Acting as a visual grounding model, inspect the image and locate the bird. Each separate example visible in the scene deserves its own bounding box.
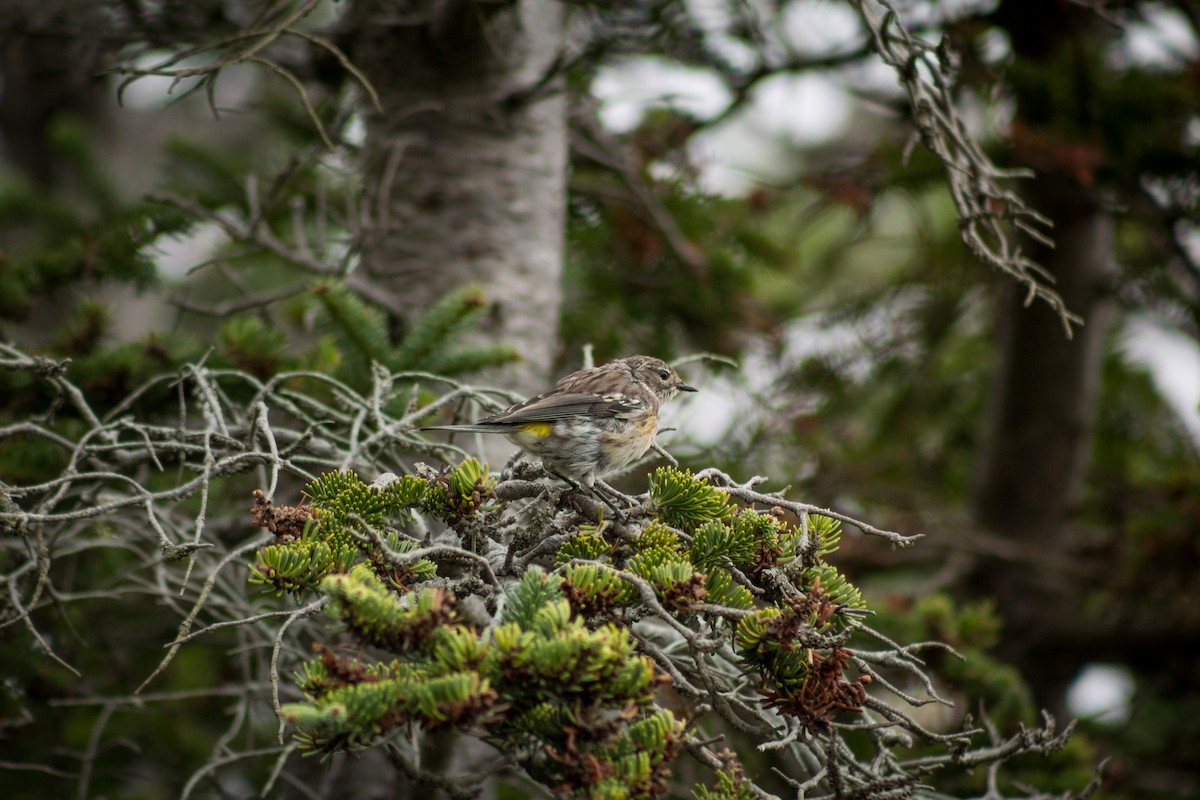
[421,355,696,515]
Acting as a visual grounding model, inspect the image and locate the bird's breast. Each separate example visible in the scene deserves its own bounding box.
[596,412,659,475]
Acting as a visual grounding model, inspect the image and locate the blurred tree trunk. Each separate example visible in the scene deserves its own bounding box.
[0,2,112,187]
[350,0,568,400]
[971,1,1116,712]
[972,181,1114,711]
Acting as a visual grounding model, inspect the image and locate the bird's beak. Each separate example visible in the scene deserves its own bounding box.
[678,382,698,393]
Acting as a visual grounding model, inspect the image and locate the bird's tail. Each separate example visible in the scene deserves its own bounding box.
[419,424,507,434]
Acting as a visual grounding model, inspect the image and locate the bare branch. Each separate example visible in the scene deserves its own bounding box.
[849,0,1083,336]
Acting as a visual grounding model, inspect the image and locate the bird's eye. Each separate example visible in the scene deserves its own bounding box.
[657,369,670,381]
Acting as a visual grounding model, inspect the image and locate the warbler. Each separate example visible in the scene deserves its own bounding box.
[421,355,696,507]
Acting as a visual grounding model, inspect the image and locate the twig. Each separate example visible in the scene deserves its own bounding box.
[849,0,1082,337]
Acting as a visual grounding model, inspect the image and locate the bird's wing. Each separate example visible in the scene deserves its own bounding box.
[420,424,511,433]
[480,392,648,425]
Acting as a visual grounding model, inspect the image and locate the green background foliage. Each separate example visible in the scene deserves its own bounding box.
[3,0,1198,798]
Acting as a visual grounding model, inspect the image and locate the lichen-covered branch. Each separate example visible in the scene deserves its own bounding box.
[849,0,1083,337]
[0,346,1095,798]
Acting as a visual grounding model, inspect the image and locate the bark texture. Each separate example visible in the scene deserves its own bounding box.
[351,0,569,399]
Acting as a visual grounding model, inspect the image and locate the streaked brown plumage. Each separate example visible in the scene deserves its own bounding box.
[422,356,696,493]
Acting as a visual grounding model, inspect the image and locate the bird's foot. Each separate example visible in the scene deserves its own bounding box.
[549,471,629,523]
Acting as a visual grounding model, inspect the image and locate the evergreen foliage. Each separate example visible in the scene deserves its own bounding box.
[257,457,893,796]
[312,281,521,387]
[282,560,682,796]
[0,338,1096,799]
[693,763,759,800]
[0,132,518,452]
[248,471,441,595]
[8,0,1174,794]
[250,532,359,596]
[311,281,394,382]
[648,467,732,530]
[0,118,181,320]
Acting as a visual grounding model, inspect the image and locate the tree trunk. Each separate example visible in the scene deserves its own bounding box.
[0,2,112,187]
[974,183,1114,535]
[970,2,1123,712]
[350,0,568,402]
[971,178,1115,710]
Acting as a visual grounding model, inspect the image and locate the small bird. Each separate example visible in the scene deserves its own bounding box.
[421,355,696,514]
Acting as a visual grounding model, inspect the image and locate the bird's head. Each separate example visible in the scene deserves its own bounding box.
[622,355,697,402]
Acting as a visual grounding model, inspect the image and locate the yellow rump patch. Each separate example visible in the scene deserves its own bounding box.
[516,422,554,437]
